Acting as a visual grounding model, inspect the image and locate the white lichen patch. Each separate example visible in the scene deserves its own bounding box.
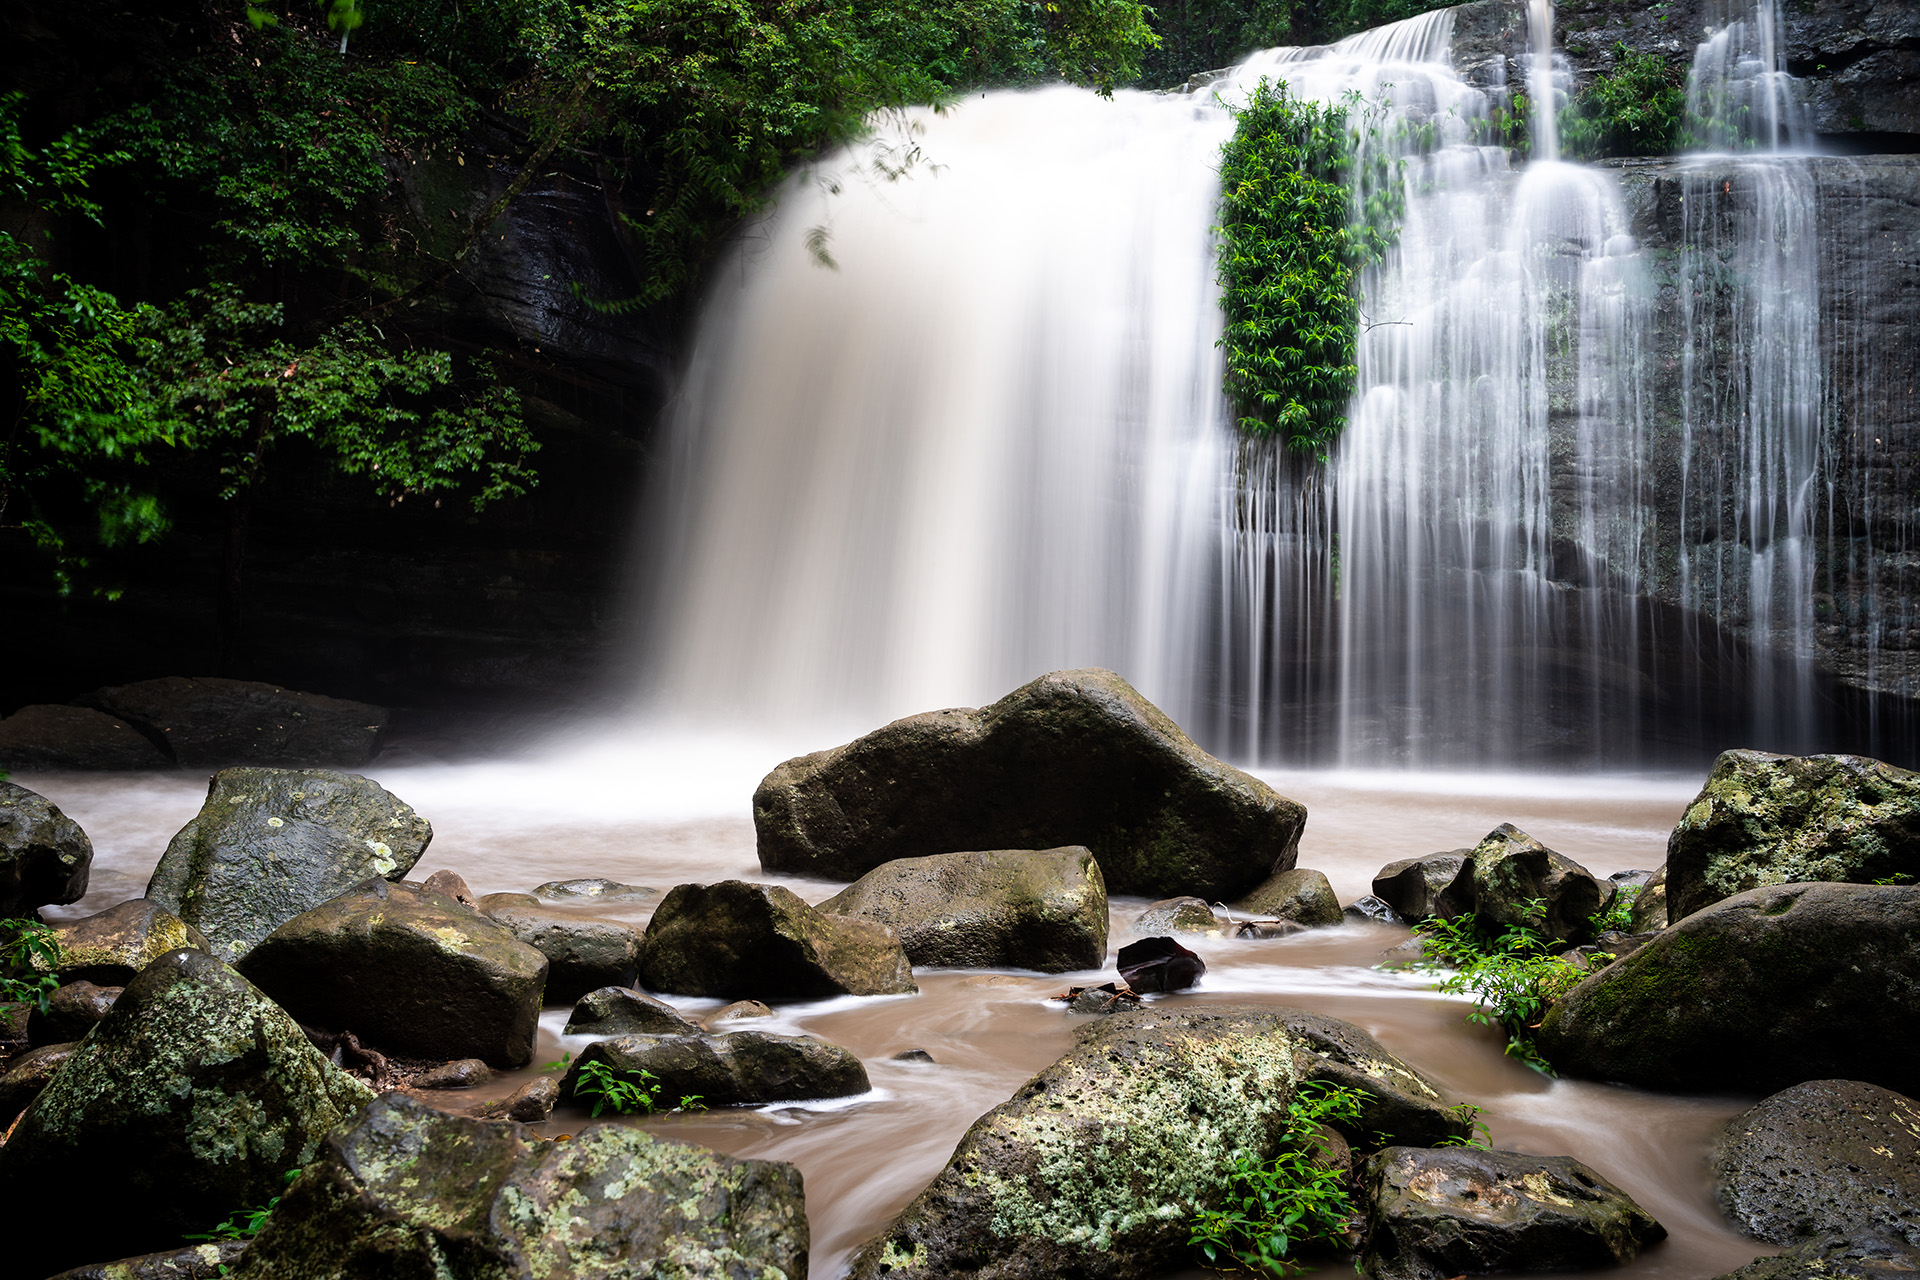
[266,816,285,828]
[367,840,397,875]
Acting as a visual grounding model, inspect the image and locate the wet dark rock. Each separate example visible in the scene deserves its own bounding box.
[1235,867,1344,927]
[478,890,541,910]
[1712,1236,1920,1280]
[1345,894,1402,924]
[1131,895,1222,935]
[41,899,212,985]
[1666,750,1920,922]
[1064,982,1143,1015]
[0,1040,78,1122]
[1372,852,1472,921]
[639,880,916,1000]
[0,704,172,771]
[711,999,774,1023]
[1116,935,1206,992]
[473,1073,561,1123]
[46,1240,250,1280]
[420,868,477,910]
[28,980,120,1044]
[1630,864,1669,932]
[820,846,1108,972]
[0,779,91,917]
[0,949,374,1276]
[893,1048,936,1062]
[848,1004,1467,1280]
[146,767,432,962]
[1447,824,1606,945]
[0,999,27,1053]
[226,1092,809,1280]
[533,877,657,902]
[1234,918,1307,939]
[564,985,703,1037]
[1359,1146,1667,1280]
[238,878,548,1068]
[82,676,387,768]
[412,1058,493,1090]
[1536,882,1920,1094]
[754,668,1306,900]
[1712,1079,1920,1250]
[562,1030,870,1108]
[479,898,643,1003]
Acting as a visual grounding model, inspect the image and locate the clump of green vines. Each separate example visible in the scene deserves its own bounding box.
[1561,44,1688,158]
[1215,80,1400,456]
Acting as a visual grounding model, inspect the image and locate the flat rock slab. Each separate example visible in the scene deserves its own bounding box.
[84,676,387,768]
[1713,1079,1920,1250]
[754,668,1306,900]
[0,779,92,917]
[820,846,1108,972]
[480,898,643,1003]
[1536,882,1920,1095]
[563,1030,870,1108]
[227,1093,809,1280]
[533,878,656,902]
[0,704,172,771]
[1360,1146,1666,1280]
[40,898,211,986]
[640,880,916,999]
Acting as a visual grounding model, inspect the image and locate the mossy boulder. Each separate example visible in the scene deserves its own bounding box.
[640,880,915,999]
[564,985,704,1037]
[1130,896,1223,935]
[226,1092,809,1280]
[1235,866,1343,926]
[147,767,433,962]
[1666,750,1920,922]
[1535,883,1920,1094]
[561,1030,870,1108]
[82,675,387,768]
[846,1004,1467,1280]
[237,878,548,1067]
[818,846,1108,972]
[1447,824,1606,945]
[0,949,374,1276]
[1359,1146,1666,1280]
[37,898,212,985]
[0,779,92,916]
[1371,852,1471,922]
[0,703,172,771]
[754,668,1306,900]
[478,898,643,1002]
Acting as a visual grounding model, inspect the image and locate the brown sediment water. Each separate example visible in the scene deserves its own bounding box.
[25,756,1771,1279]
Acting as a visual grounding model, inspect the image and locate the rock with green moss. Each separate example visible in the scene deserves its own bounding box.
[477,897,643,1002]
[640,880,915,999]
[46,1241,248,1280]
[1446,824,1606,945]
[0,948,374,1276]
[227,1092,809,1279]
[846,1004,1466,1280]
[755,668,1307,900]
[146,767,433,962]
[1131,895,1223,935]
[819,846,1108,972]
[1235,866,1344,926]
[0,778,92,916]
[1535,883,1920,1094]
[1371,852,1471,922]
[1666,750,1920,922]
[1359,1146,1666,1280]
[237,878,548,1067]
[36,898,212,985]
[561,1029,870,1107]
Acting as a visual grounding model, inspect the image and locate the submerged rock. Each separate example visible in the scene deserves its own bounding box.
[1344,894,1402,924]
[640,880,916,999]
[1666,750,1920,922]
[46,1240,250,1280]
[1536,882,1920,1094]
[82,676,387,768]
[754,668,1306,900]
[38,899,211,985]
[1235,867,1343,927]
[1451,823,1606,945]
[1131,895,1223,935]
[564,985,704,1037]
[710,999,774,1023]
[820,846,1108,972]
[1371,852,1471,922]
[0,703,172,771]
[1116,935,1206,992]
[479,898,643,1002]
[0,949,374,1275]
[533,877,656,902]
[0,779,92,917]
[1359,1146,1666,1280]
[562,1030,870,1108]
[146,767,432,962]
[227,1093,809,1280]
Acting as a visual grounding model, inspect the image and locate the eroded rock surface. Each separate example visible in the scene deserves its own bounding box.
[562,1030,870,1108]
[640,880,916,999]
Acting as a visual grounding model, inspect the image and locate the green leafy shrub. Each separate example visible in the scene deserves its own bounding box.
[0,917,62,1014]
[186,1169,300,1243]
[1588,885,1639,934]
[1414,901,1590,1073]
[569,1057,705,1116]
[1560,44,1688,158]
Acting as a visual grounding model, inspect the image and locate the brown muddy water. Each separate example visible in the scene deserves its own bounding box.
[28,750,1772,1279]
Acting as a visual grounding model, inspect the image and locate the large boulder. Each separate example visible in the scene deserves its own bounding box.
[1712,1079,1920,1250]
[0,779,92,917]
[564,985,704,1037]
[754,668,1306,900]
[227,1092,809,1280]
[1359,1146,1666,1280]
[1449,824,1606,946]
[639,880,916,999]
[0,704,172,771]
[847,1004,1467,1280]
[1666,751,1920,922]
[561,1030,870,1108]
[0,949,374,1276]
[82,676,387,768]
[1371,852,1471,922]
[1235,867,1343,926]
[1535,883,1920,1094]
[478,898,643,1002]
[237,878,548,1067]
[38,898,211,985]
[818,846,1108,972]
[146,767,432,962]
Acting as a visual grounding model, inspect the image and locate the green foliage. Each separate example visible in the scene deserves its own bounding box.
[1414,901,1587,1074]
[1312,0,1451,45]
[572,1057,664,1116]
[0,917,62,1014]
[187,1168,300,1243]
[1588,885,1639,934]
[1215,79,1400,454]
[1434,1103,1493,1149]
[1560,45,1687,158]
[1188,1080,1370,1275]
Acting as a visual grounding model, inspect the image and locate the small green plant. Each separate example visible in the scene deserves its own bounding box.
[1414,902,1586,1074]
[540,1051,574,1072]
[572,1058,663,1117]
[186,1168,299,1242]
[1588,885,1640,934]
[1435,1103,1494,1149]
[0,918,62,1014]
[1873,872,1916,885]
[1560,45,1688,158]
[1188,1080,1371,1275]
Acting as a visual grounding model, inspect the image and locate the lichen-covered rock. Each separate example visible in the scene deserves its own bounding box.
[37,898,212,985]
[640,880,916,999]
[1371,852,1471,922]
[755,668,1306,900]
[1711,1236,1920,1280]
[562,1030,870,1108]
[28,979,120,1044]
[0,704,172,771]
[1236,867,1343,927]
[1447,824,1606,945]
[819,846,1108,972]
[0,1040,77,1122]
[1131,896,1223,935]
[564,985,704,1037]
[0,949,374,1276]
[533,877,656,902]
[847,1004,1466,1280]
[46,1240,250,1280]
[237,878,548,1067]
[147,767,433,962]
[1629,864,1669,932]
[82,676,387,768]
[1666,751,1920,922]
[0,779,92,917]
[227,1092,808,1280]
[1712,1080,1920,1250]
[1536,883,1920,1094]
[1359,1146,1666,1280]
[479,898,643,1002]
